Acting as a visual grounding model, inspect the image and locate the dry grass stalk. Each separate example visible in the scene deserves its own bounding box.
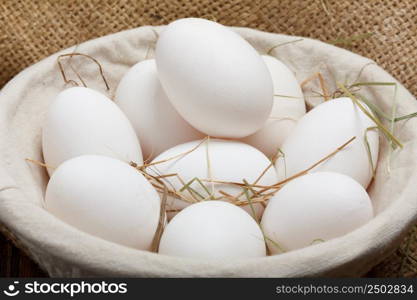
[138,137,209,169]
[266,38,304,55]
[151,186,167,252]
[338,83,403,148]
[131,136,356,218]
[57,52,110,91]
[25,158,55,170]
[301,72,330,101]
[329,32,374,46]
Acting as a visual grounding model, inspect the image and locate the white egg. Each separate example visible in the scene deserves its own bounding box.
[243,55,306,158]
[261,172,373,254]
[42,87,142,174]
[148,139,277,219]
[115,59,204,160]
[159,201,266,259]
[45,155,161,250]
[155,18,273,138]
[275,97,379,188]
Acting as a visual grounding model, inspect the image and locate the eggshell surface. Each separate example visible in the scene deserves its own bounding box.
[275,97,379,188]
[115,59,204,160]
[148,139,277,219]
[45,155,161,250]
[159,201,266,259]
[261,172,373,253]
[42,87,142,174]
[155,18,273,138]
[243,55,306,158]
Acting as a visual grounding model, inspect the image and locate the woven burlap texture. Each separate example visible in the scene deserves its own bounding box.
[0,0,416,277]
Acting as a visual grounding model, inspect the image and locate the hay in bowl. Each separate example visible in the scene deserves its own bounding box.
[0,25,416,277]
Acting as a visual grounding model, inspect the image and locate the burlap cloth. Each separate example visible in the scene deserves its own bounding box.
[0,0,416,277]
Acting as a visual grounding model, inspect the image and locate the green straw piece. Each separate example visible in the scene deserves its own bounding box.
[338,83,403,149]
